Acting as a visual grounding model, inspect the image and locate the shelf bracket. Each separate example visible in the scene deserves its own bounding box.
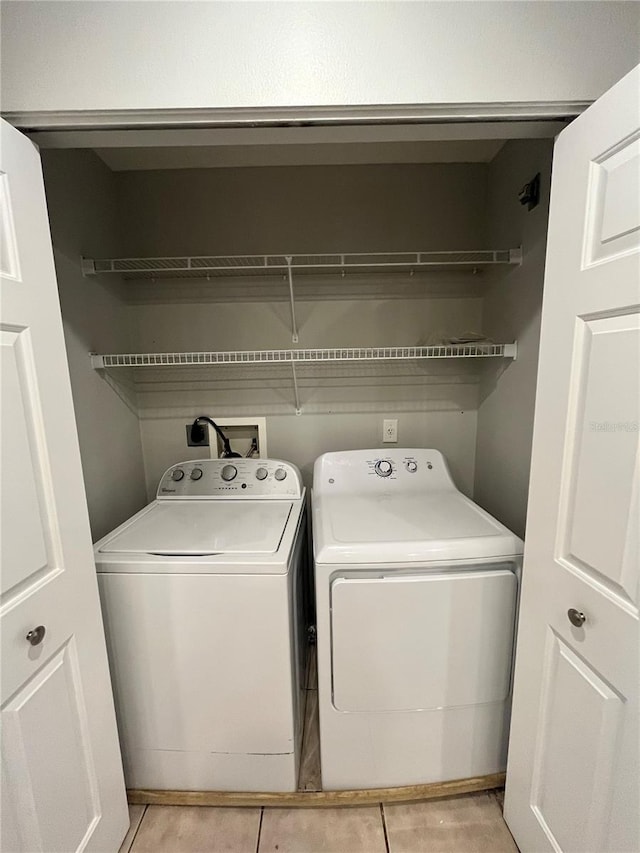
[285,256,299,344]
[291,362,302,415]
[504,342,518,360]
[81,257,97,277]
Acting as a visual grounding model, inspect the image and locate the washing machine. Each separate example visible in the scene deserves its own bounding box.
[94,458,307,792]
[312,448,523,791]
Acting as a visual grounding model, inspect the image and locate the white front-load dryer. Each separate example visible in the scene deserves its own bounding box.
[312,449,523,790]
[94,458,307,792]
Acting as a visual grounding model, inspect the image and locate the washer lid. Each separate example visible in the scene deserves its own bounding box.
[98,500,293,556]
[313,491,523,564]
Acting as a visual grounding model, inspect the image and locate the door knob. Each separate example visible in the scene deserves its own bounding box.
[26,625,46,646]
[567,608,586,628]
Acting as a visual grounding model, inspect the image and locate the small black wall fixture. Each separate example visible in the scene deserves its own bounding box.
[518,173,541,211]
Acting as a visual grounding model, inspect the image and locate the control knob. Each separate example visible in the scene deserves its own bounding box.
[171,468,185,481]
[190,468,203,480]
[221,464,238,482]
[274,468,287,481]
[405,460,418,473]
[255,467,268,481]
[375,460,393,477]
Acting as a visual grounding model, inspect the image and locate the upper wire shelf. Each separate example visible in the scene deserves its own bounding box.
[82,249,522,280]
[91,343,517,370]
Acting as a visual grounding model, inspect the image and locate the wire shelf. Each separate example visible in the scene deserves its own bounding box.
[82,249,522,280]
[91,343,517,369]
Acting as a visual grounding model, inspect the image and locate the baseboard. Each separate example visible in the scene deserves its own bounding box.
[128,772,506,808]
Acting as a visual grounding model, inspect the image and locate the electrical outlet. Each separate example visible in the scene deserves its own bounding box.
[186,424,209,447]
[383,418,398,443]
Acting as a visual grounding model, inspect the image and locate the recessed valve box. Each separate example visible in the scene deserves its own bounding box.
[208,417,267,459]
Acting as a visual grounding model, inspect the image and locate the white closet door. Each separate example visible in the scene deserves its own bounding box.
[0,119,128,852]
[504,65,640,853]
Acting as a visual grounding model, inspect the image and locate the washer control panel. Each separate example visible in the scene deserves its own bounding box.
[315,448,454,495]
[157,459,303,499]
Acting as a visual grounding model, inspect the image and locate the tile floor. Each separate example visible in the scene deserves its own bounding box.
[298,646,321,792]
[119,791,518,853]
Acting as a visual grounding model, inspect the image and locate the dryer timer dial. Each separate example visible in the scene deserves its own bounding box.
[375,460,393,477]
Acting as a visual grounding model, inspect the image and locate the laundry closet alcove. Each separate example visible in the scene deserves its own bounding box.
[39,135,554,804]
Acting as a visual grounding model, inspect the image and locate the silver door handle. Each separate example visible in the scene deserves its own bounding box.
[26,625,46,646]
[567,609,586,628]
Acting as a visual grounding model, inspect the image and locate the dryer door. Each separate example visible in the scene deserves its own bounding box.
[331,566,517,712]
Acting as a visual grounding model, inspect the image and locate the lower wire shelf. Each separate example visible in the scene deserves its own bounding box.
[90,343,517,415]
[90,343,517,369]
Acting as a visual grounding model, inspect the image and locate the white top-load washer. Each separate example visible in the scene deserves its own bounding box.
[313,449,524,791]
[95,458,307,793]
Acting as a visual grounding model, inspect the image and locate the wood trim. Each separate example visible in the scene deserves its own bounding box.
[128,772,505,808]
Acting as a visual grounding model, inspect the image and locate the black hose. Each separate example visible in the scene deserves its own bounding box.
[190,416,242,458]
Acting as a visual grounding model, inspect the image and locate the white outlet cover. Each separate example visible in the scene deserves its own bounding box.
[383,418,398,443]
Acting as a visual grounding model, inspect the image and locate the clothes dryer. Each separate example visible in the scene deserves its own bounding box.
[312,449,523,790]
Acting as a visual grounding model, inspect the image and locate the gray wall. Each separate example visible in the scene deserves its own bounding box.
[474,139,554,539]
[43,151,550,535]
[140,411,478,502]
[114,163,489,499]
[2,2,638,112]
[115,163,487,256]
[42,149,147,541]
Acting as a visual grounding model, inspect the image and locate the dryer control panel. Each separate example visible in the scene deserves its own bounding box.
[157,458,303,499]
[313,448,457,495]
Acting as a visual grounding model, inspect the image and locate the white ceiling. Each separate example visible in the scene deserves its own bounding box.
[95,139,506,171]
